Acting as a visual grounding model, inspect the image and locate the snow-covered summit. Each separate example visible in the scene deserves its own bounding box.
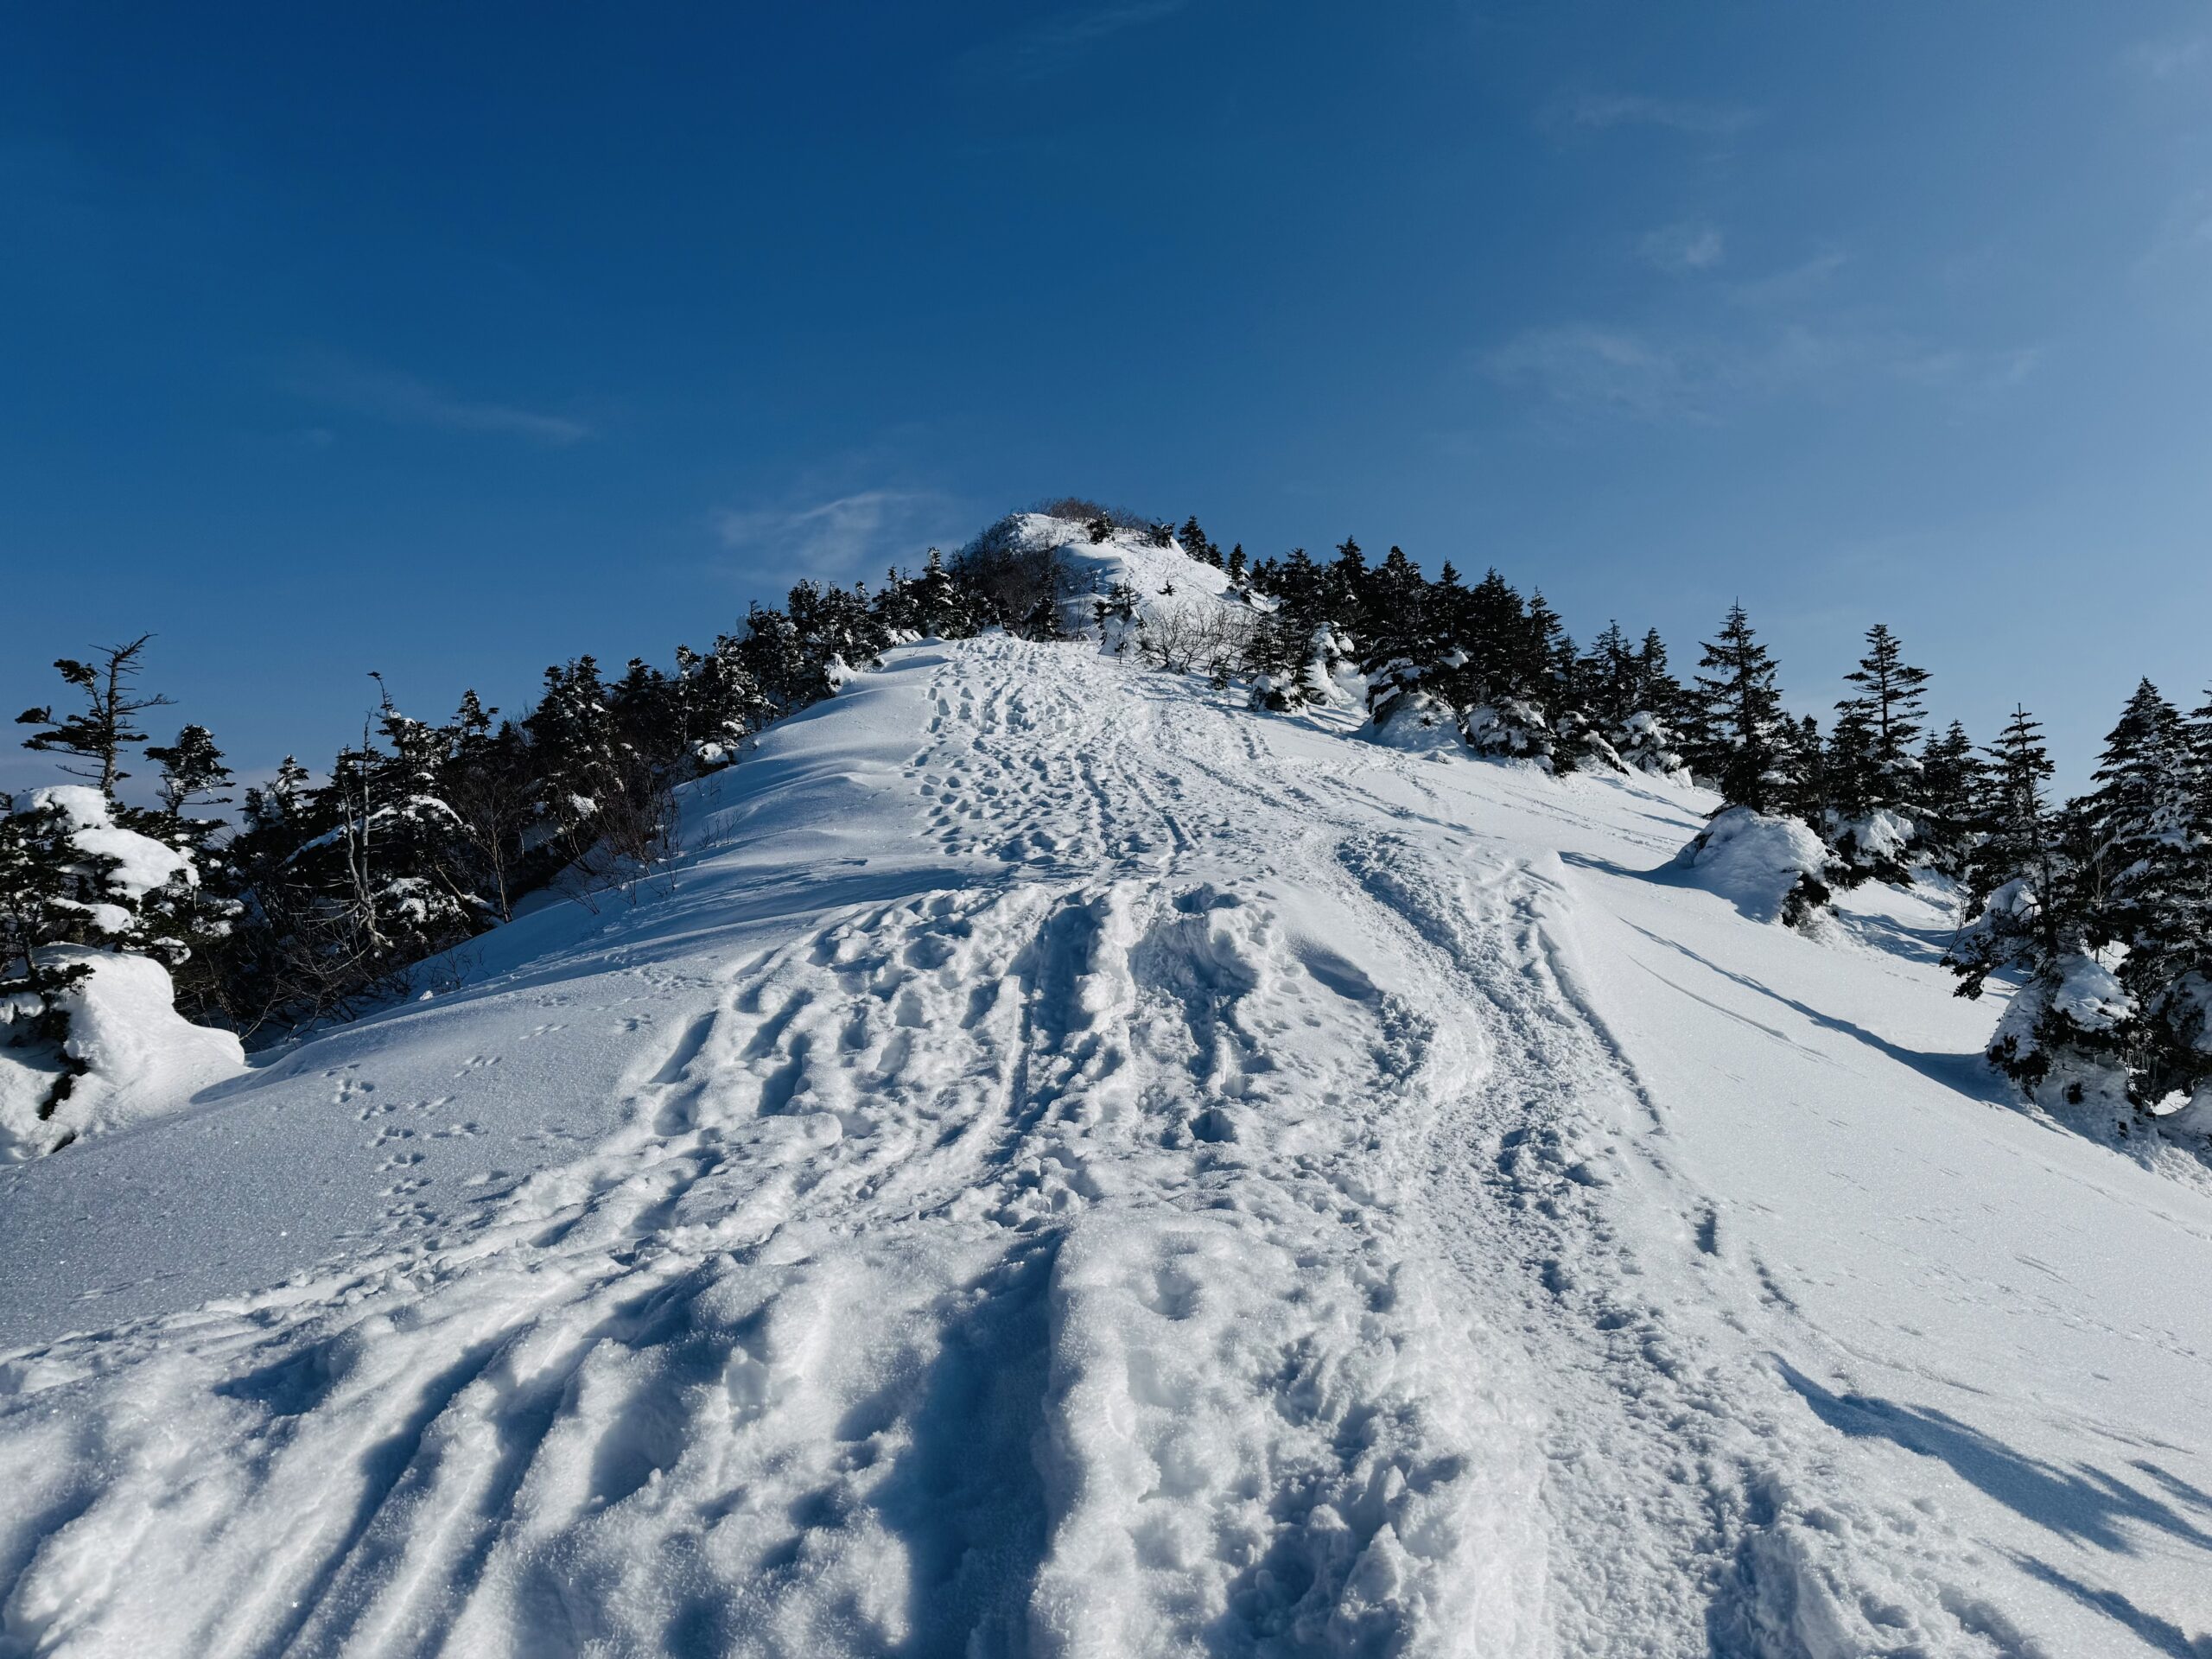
[2,633,2209,1656]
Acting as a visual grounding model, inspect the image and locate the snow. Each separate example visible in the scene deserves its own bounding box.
[1,632,2209,1656]
[0,950,246,1160]
[1670,804,1833,924]
[22,783,194,903]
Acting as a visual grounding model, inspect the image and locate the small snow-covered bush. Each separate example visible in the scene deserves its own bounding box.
[1,786,234,1152]
[1461,700,1558,768]
[1986,952,2132,1112]
[1,950,243,1157]
[1827,807,1916,888]
[1611,710,1690,780]
[1673,806,1834,929]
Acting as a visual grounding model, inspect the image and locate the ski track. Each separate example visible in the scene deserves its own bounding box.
[0,637,2166,1656]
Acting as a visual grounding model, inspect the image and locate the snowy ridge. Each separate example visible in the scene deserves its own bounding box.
[3,634,2210,1656]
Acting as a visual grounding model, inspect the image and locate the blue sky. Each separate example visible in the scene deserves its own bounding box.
[5,1,2210,797]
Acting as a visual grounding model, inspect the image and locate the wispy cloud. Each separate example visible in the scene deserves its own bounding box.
[1484,325,1701,423]
[1482,320,2039,426]
[1640,221,1726,274]
[1722,249,1848,309]
[284,354,590,445]
[715,489,961,579]
[1554,92,1759,137]
[961,0,1188,82]
[2122,33,2208,79]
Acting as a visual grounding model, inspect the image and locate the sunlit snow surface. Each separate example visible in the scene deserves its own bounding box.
[3,632,2210,1657]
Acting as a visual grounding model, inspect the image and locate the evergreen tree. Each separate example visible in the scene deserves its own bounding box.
[144,724,233,850]
[16,634,175,797]
[1582,622,1639,728]
[2081,681,2202,1103]
[1824,706,1878,822]
[1358,547,1432,674]
[904,549,975,639]
[1244,548,1342,709]
[1360,547,1446,727]
[1836,623,1931,814]
[0,796,103,1112]
[1692,604,1787,813]
[1917,721,1986,883]
[139,723,241,1009]
[525,656,624,857]
[1325,537,1370,653]
[1777,715,1828,824]
[1946,706,2124,1104]
[1176,516,1222,568]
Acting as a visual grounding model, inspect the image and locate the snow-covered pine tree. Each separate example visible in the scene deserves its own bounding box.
[357,681,481,950]
[1,782,207,1116]
[1325,537,1370,659]
[141,724,241,1020]
[734,603,810,713]
[1692,604,1787,813]
[0,796,101,1075]
[783,579,890,699]
[2157,687,2212,1119]
[1823,624,1932,886]
[1586,626,1690,778]
[1917,721,1985,884]
[688,635,773,769]
[1821,704,1915,887]
[441,692,532,927]
[1432,569,1558,766]
[2080,680,2202,1108]
[1524,590,1601,772]
[1838,624,1931,812]
[904,549,976,639]
[1177,517,1223,569]
[1946,706,2126,1108]
[524,656,625,863]
[1582,622,1638,730]
[1244,548,1344,710]
[1777,715,1828,826]
[1360,546,1443,728]
[144,724,232,851]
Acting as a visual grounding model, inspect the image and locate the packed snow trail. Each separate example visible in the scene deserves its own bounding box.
[3,635,2210,1657]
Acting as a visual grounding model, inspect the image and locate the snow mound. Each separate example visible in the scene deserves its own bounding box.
[1671,805,1833,925]
[1828,806,1916,885]
[0,950,244,1157]
[1987,950,2133,1116]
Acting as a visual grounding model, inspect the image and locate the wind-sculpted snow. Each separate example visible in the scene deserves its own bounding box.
[3,634,2210,1656]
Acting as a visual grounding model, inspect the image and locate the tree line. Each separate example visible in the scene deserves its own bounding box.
[1,531,1073,1069]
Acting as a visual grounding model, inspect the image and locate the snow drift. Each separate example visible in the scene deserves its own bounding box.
[1670,804,1834,926]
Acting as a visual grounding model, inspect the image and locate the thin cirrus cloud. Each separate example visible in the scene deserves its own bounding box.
[1482,321,2040,426]
[958,0,1188,82]
[715,489,960,580]
[1554,92,1760,137]
[2121,33,2207,79]
[283,354,592,445]
[1641,221,1726,274]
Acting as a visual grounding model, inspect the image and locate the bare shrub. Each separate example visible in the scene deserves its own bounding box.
[1135,601,1256,680]
[1031,496,1152,531]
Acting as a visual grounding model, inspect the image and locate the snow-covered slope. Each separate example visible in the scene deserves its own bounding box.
[3,633,2210,1657]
